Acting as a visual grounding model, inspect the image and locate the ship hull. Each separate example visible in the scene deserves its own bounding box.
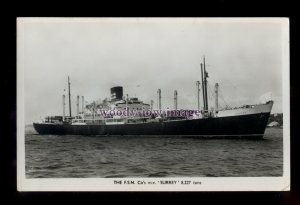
[33,112,271,139]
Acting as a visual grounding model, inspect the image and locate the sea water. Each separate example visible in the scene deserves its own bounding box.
[25,127,283,178]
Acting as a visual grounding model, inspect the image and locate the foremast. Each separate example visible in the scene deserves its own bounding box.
[68,76,72,117]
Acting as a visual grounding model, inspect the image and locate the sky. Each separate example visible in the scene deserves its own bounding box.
[18,18,287,124]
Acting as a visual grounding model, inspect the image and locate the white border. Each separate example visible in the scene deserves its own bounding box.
[17,17,290,191]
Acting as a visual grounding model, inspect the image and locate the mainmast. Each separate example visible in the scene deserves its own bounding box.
[200,63,206,111]
[203,56,209,111]
[68,76,72,117]
[196,81,200,111]
[200,56,209,112]
[62,94,65,121]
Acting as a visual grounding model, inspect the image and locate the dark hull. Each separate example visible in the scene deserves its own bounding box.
[33,112,270,139]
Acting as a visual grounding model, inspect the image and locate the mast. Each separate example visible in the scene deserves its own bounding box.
[62,94,65,121]
[215,83,219,111]
[200,63,206,111]
[92,101,95,123]
[76,95,80,116]
[174,90,178,110]
[196,81,200,111]
[157,89,161,110]
[81,96,84,114]
[68,76,72,117]
[150,100,154,110]
[203,56,209,111]
[126,94,129,113]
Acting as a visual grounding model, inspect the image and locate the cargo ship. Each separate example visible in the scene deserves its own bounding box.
[33,57,273,139]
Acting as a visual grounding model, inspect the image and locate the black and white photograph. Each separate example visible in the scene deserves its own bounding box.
[17,18,290,191]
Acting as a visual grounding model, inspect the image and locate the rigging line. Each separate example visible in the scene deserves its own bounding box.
[218,88,227,107]
[207,83,216,109]
[219,87,229,108]
[207,83,214,101]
